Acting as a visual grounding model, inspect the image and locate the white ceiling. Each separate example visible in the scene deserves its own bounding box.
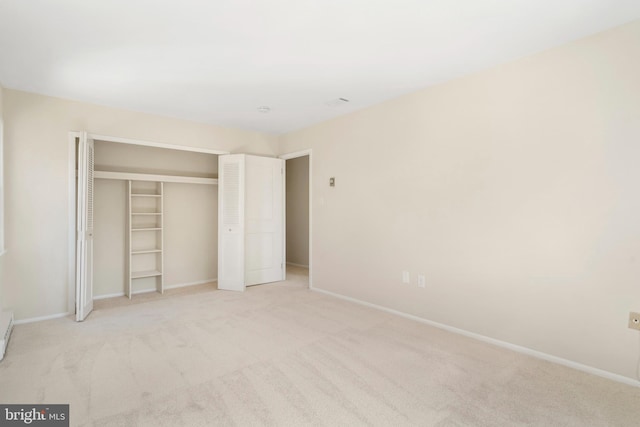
[1,1,639,134]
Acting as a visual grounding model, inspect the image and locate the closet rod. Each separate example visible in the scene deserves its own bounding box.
[95,170,218,185]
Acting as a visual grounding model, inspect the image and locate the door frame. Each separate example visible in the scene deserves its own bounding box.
[68,132,229,317]
[279,149,313,288]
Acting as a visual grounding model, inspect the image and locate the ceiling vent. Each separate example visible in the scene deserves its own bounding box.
[326,98,350,107]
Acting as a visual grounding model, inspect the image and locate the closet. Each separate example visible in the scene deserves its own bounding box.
[75,132,222,320]
[74,133,286,321]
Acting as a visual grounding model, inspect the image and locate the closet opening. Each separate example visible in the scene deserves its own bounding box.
[69,132,228,320]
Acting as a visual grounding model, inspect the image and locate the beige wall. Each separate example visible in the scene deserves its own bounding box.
[286,156,309,266]
[2,89,278,319]
[93,179,126,297]
[280,20,640,380]
[163,183,217,287]
[94,139,219,177]
[0,257,3,312]
[0,84,4,312]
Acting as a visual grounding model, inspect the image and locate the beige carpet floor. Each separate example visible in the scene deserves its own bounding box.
[1,266,639,426]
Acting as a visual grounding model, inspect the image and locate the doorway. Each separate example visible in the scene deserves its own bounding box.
[280,150,312,288]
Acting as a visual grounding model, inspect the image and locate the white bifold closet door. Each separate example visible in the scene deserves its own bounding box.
[218,154,284,291]
[76,132,95,321]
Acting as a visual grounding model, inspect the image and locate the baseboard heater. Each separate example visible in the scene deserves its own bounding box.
[0,311,14,361]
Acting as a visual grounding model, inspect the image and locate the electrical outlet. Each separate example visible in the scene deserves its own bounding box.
[417,275,426,288]
[402,271,410,284]
[629,312,640,331]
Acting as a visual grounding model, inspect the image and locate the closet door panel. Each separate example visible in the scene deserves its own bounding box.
[245,155,284,286]
[246,233,274,270]
[218,155,245,291]
[76,132,95,321]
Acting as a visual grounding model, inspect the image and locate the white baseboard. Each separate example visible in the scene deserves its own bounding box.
[311,287,640,389]
[164,278,217,290]
[0,311,14,361]
[95,279,218,299]
[11,279,218,324]
[13,311,72,325]
[286,262,309,269]
[93,292,125,300]
[131,288,158,295]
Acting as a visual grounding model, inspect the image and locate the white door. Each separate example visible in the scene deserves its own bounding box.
[76,132,94,321]
[218,155,246,291]
[217,154,284,290]
[244,155,284,286]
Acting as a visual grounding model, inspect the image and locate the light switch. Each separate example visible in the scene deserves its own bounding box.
[329,177,335,187]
